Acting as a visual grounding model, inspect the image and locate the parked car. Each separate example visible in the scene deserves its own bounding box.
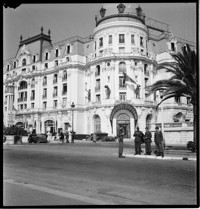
[28,134,48,143]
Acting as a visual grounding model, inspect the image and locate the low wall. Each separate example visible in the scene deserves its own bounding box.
[4,135,28,144]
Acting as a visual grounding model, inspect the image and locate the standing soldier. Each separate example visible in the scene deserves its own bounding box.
[118,126,125,158]
[144,127,152,155]
[133,127,144,155]
[154,126,164,157]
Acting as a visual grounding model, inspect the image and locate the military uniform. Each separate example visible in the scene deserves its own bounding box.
[144,130,152,155]
[118,127,125,158]
[133,129,144,155]
[154,130,164,157]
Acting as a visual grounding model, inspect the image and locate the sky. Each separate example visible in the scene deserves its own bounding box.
[3,3,196,61]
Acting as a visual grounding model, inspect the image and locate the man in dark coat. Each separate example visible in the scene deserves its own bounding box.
[133,127,144,155]
[60,130,64,143]
[154,126,164,157]
[144,127,152,155]
[118,126,125,158]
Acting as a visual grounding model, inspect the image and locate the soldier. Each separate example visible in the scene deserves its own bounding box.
[154,126,164,157]
[118,126,125,158]
[144,127,152,155]
[133,127,144,155]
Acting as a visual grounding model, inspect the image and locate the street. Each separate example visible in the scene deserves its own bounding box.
[3,142,197,206]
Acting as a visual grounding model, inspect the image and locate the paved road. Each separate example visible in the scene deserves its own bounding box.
[3,143,197,206]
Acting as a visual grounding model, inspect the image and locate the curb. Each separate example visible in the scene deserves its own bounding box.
[124,154,196,161]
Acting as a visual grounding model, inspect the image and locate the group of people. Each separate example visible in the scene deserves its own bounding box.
[118,126,164,158]
[47,130,70,143]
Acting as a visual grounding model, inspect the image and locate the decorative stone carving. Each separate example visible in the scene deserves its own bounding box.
[117,3,126,13]
[99,7,106,18]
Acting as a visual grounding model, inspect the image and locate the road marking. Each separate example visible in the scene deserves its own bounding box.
[4,179,110,205]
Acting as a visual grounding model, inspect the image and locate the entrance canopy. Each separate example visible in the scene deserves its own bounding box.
[110,103,138,127]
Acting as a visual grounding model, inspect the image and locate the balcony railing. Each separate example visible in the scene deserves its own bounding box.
[119,85,126,90]
[18,86,27,90]
[18,98,27,102]
[5,88,14,94]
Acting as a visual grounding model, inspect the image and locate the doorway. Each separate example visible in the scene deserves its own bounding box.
[117,113,130,138]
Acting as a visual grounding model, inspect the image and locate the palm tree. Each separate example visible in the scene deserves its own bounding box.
[146,44,197,143]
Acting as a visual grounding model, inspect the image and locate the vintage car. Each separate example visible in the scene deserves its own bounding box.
[28,134,48,143]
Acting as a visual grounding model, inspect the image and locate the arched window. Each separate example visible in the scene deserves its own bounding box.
[94,115,101,133]
[119,62,126,73]
[146,114,152,130]
[95,65,100,76]
[22,58,26,66]
[19,81,27,90]
[43,76,47,86]
[53,74,57,84]
[45,120,55,133]
[63,70,67,81]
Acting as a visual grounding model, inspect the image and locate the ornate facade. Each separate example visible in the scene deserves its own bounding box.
[3,4,194,143]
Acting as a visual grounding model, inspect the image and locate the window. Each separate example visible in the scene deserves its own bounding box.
[171,42,175,51]
[13,62,16,68]
[119,62,126,73]
[20,104,23,110]
[62,97,67,107]
[31,90,35,100]
[94,115,101,133]
[135,62,138,66]
[33,55,36,63]
[53,100,57,108]
[43,88,47,99]
[187,97,191,105]
[32,65,35,71]
[96,94,101,102]
[19,81,27,90]
[99,37,103,48]
[31,103,34,108]
[67,45,70,54]
[5,107,7,112]
[43,101,47,109]
[140,37,144,47]
[44,63,48,69]
[62,84,67,95]
[6,65,10,72]
[55,49,59,57]
[95,79,100,92]
[53,74,57,84]
[146,114,152,129]
[131,35,135,44]
[175,96,180,104]
[22,68,26,74]
[108,35,112,45]
[22,58,26,66]
[119,93,126,101]
[119,77,126,89]
[119,47,125,53]
[45,52,49,60]
[55,60,58,66]
[95,65,100,76]
[24,104,27,109]
[119,34,125,43]
[63,70,67,81]
[66,57,70,62]
[53,86,58,97]
[43,76,47,86]
[94,41,96,50]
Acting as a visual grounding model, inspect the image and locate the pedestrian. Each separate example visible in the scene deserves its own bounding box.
[118,126,125,158]
[60,130,64,143]
[144,127,152,155]
[133,127,144,155]
[93,133,97,143]
[65,131,69,143]
[47,131,51,142]
[154,126,164,157]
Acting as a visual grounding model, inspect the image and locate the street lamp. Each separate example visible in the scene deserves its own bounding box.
[71,102,75,143]
[159,89,165,149]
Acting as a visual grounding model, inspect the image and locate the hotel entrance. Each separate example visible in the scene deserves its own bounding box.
[117,113,130,138]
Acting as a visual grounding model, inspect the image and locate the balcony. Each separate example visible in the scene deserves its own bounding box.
[95,86,100,92]
[18,97,27,102]
[42,95,47,99]
[18,86,27,90]
[5,87,14,94]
